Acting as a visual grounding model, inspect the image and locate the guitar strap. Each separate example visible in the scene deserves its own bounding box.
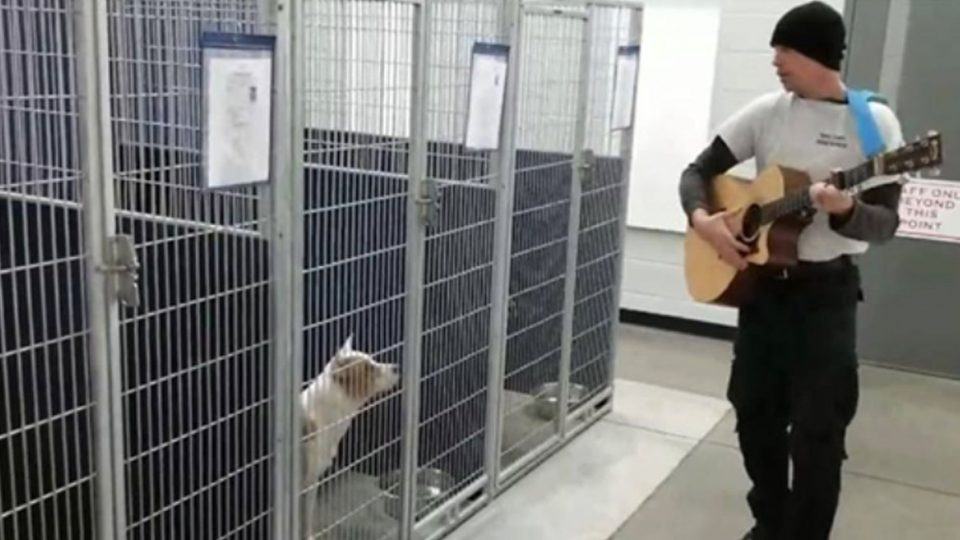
[846,88,886,158]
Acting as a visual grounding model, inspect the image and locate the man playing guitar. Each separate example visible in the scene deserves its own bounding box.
[678,3,905,539]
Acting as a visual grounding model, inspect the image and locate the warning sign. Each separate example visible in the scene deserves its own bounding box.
[897,178,960,243]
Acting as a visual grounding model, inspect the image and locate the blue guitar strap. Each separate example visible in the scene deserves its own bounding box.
[846,88,886,158]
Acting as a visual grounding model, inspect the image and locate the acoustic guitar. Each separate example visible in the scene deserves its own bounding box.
[684,131,943,306]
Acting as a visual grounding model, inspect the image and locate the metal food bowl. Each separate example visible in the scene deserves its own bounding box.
[531,382,587,420]
[380,467,455,520]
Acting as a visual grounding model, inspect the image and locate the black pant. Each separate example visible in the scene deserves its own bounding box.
[728,260,861,540]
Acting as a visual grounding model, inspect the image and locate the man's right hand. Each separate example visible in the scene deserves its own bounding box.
[691,208,750,270]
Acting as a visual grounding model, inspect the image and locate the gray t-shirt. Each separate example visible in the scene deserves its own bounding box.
[715,91,905,261]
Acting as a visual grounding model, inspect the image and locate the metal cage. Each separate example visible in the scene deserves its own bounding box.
[0,1,642,539]
[1,1,99,538]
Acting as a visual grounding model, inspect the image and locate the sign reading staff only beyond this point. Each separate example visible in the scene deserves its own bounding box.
[896,178,960,244]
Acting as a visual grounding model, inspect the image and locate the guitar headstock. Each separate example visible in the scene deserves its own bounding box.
[881,131,943,177]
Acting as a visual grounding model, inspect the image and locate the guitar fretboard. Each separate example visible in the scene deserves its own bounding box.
[759,160,877,224]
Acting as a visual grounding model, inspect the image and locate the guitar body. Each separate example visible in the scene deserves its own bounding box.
[684,165,811,306]
[683,132,943,306]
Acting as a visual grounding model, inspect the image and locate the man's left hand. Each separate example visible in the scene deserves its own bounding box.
[809,182,854,215]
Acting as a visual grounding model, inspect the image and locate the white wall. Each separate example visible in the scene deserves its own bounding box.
[628,0,721,233]
[621,0,844,326]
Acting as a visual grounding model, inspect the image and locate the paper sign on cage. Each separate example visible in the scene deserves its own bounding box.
[202,32,275,189]
[464,42,509,151]
[611,44,640,131]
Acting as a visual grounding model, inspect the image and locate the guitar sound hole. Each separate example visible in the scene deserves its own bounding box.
[739,204,762,243]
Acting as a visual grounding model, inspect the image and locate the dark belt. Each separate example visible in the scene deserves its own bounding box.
[766,255,854,282]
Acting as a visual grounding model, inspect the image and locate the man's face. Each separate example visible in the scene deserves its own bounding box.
[772,45,824,95]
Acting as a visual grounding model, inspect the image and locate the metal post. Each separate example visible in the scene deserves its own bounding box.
[484,0,523,499]
[605,5,644,399]
[557,8,593,439]
[400,1,432,538]
[268,0,304,538]
[76,0,127,537]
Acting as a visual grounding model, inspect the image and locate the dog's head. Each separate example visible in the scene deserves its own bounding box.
[326,337,400,403]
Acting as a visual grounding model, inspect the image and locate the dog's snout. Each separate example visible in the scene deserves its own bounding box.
[386,364,400,386]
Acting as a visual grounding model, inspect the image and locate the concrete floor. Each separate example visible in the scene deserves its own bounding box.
[447,381,728,540]
[446,322,960,540]
[611,324,960,540]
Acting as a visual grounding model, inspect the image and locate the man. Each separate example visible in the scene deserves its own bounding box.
[678,2,904,539]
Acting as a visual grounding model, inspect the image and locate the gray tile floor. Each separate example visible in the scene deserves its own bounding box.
[611,324,960,540]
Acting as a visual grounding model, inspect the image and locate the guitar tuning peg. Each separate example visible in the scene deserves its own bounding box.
[927,130,939,137]
[928,167,942,177]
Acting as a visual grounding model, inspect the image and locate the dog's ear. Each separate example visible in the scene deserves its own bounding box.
[333,339,357,369]
[337,335,354,358]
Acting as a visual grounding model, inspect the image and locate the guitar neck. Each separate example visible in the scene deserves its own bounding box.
[755,131,941,225]
[759,160,877,224]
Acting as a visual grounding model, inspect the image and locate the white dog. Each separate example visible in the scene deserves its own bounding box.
[299,337,399,536]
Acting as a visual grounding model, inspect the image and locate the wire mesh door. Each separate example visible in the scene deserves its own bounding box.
[0,2,103,538]
[569,3,641,415]
[411,1,506,535]
[295,2,518,538]
[295,1,416,539]
[497,4,588,480]
[105,2,276,537]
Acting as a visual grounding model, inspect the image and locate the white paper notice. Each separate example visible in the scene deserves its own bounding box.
[896,178,960,244]
[611,45,639,131]
[464,45,508,150]
[205,54,272,188]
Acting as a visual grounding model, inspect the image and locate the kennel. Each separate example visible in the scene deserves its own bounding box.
[0,1,642,539]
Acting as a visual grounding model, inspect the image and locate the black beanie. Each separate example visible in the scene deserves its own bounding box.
[770,1,846,71]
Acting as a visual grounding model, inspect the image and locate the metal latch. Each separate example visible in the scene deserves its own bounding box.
[415,179,442,227]
[97,235,141,308]
[578,149,596,186]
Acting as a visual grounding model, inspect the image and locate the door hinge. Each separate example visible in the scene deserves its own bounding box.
[578,148,596,186]
[416,179,442,227]
[96,235,141,308]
